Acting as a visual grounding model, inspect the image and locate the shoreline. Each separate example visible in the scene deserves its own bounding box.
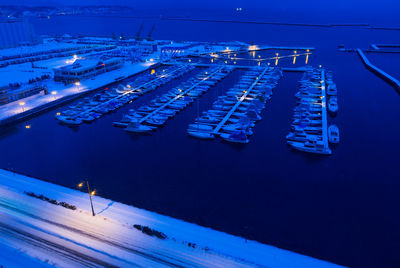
[0,168,344,267]
[0,62,155,127]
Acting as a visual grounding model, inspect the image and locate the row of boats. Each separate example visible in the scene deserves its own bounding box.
[286,68,339,155]
[114,66,233,133]
[55,64,195,125]
[187,67,283,143]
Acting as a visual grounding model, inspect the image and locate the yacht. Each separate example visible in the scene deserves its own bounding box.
[328,125,340,144]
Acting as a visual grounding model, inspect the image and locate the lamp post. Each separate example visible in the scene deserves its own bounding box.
[78,180,96,216]
[75,81,81,92]
[19,101,25,112]
[51,91,57,100]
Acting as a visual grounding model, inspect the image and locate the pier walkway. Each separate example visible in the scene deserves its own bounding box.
[357,49,400,92]
[212,66,269,134]
[320,70,330,153]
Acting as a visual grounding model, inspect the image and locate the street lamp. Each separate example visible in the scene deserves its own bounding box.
[51,91,57,100]
[78,179,96,216]
[74,81,81,92]
[19,101,25,112]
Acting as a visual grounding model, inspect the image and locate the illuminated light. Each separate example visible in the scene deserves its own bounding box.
[188,59,191,62]
[73,54,78,59]
[275,53,279,66]
[225,60,228,64]
[319,65,322,68]
[91,190,96,196]
[149,58,154,62]
[101,63,105,66]
[19,101,25,106]
[293,50,297,64]
[258,55,261,58]
[56,112,61,116]
[234,61,236,64]
[151,69,156,75]
[25,125,31,129]
[126,85,131,88]
[258,61,261,66]
[75,82,81,86]
[211,58,214,63]
[78,182,84,188]
[163,69,165,72]
[248,45,258,51]
[51,91,57,95]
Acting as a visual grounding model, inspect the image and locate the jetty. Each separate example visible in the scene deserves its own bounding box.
[357,49,400,92]
[286,68,332,155]
[212,67,269,134]
[187,66,282,143]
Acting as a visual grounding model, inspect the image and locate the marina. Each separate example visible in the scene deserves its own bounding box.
[286,68,338,155]
[114,66,233,132]
[55,64,194,125]
[0,7,400,268]
[188,66,282,143]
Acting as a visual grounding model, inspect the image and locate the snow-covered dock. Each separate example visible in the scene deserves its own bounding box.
[0,169,344,268]
[357,49,400,92]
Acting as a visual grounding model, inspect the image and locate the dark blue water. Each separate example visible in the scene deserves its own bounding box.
[1,12,400,267]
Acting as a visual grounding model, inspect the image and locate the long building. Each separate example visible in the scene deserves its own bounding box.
[54,57,123,84]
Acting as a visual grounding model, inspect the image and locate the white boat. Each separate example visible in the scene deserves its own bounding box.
[287,139,332,155]
[187,130,215,139]
[220,131,249,144]
[125,121,155,133]
[59,117,83,126]
[328,97,338,114]
[328,125,340,144]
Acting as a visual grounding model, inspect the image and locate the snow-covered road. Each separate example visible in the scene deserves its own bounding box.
[0,169,345,267]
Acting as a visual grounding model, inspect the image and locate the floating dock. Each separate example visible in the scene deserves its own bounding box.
[286,68,332,155]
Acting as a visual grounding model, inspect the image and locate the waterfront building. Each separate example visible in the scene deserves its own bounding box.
[54,57,123,84]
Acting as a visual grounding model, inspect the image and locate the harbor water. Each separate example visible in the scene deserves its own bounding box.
[1,10,400,267]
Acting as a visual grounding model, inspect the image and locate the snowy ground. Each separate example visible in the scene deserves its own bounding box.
[0,169,345,267]
[0,62,154,122]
